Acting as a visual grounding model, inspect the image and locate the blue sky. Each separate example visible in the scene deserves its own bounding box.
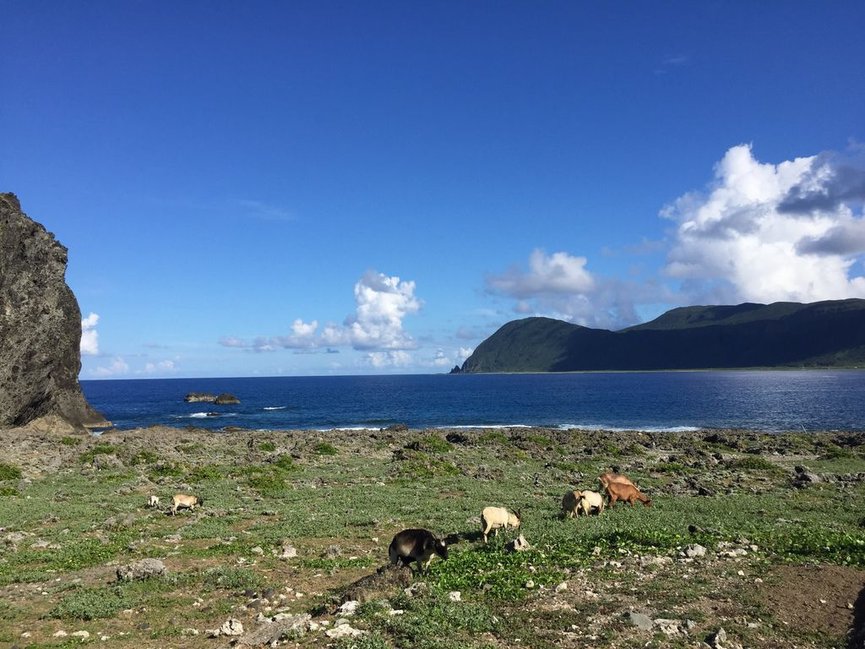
[3,1,864,378]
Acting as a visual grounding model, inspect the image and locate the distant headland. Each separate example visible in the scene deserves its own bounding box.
[454,299,865,373]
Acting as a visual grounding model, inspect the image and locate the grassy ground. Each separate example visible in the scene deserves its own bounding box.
[1,426,864,648]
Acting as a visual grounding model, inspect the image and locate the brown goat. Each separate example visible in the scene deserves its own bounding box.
[561,490,582,518]
[597,471,637,490]
[604,481,652,507]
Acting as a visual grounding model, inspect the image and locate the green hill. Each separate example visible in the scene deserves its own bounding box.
[457,299,865,372]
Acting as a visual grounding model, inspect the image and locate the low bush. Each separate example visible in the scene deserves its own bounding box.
[51,585,133,620]
[0,462,22,481]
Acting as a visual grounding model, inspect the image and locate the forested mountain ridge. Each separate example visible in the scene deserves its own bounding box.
[456,299,865,372]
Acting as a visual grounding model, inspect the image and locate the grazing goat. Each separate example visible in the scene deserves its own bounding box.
[578,490,605,516]
[148,495,160,508]
[598,471,637,490]
[604,482,652,507]
[170,493,203,515]
[388,528,448,573]
[481,506,521,543]
[561,490,582,518]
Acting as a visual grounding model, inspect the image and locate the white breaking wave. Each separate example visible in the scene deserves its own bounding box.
[263,406,287,411]
[188,412,238,419]
[555,423,702,433]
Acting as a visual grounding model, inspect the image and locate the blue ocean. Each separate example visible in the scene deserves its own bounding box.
[80,371,865,433]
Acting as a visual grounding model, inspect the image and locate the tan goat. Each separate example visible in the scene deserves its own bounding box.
[481,506,521,543]
[170,493,203,515]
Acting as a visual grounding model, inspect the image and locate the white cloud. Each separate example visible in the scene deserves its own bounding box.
[662,144,865,303]
[484,145,865,330]
[142,360,176,374]
[220,271,421,354]
[93,357,129,378]
[80,312,100,356]
[487,249,594,298]
[366,350,413,368]
[342,271,421,350]
[486,250,652,328]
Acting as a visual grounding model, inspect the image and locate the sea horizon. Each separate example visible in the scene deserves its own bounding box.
[81,370,865,434]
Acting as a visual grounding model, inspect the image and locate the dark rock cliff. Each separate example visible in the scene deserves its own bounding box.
[0,193,107,429]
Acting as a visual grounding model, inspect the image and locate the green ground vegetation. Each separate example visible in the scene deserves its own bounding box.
[0,426,863,648]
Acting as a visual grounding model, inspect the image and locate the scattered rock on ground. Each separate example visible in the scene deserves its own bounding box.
[116,558,167,582]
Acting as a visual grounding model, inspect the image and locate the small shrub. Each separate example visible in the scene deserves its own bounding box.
[272,454,296,471]
[60,436,81,447]
[525,433,553,447]
[406,435,451,454]
[130,450,159,465]
[391,450,460,479]
[238,456,295,494]
[313,441,339,456]
[51,585,132,620]
[479,431,508,445]
[148,462,185,480]
[654,462,689,474]
[79,443,119,464]
[259,441,277,452]
[0,463,22,481]
[0,486,19,497]
[188,464,223,481]
[202,566,263,591]
[819,446,859,461]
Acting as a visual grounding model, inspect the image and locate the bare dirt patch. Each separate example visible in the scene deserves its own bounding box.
[759,564,865,642]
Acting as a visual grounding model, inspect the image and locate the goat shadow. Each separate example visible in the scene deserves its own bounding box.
[443,531,483,545]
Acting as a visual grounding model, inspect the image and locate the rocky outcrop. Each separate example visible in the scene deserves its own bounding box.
[184,392,240,404]
[0,193,107,429]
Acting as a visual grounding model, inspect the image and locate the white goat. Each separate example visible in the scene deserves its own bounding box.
[481,506,521,543]
[578,490,605,516]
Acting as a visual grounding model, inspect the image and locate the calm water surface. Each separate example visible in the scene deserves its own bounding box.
[80,371,865,433]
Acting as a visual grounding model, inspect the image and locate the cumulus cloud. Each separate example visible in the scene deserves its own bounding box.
[220,271,421,355]
[778,154,865,214]
[143,360,176,374]
[80,312,100,356]
[662,144,865,303]
[366,350,413,368]
[485,145,865,329]
[485,249,654,328]
[93,357,129,378]
[487,250,594,298]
